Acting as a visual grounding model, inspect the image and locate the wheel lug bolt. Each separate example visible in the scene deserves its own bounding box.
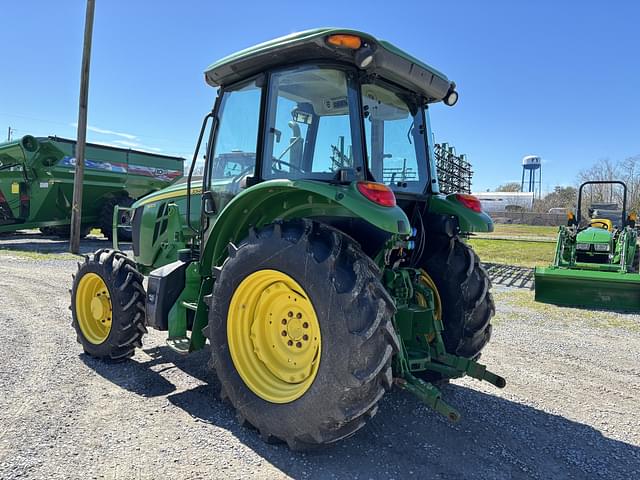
[303,322,309,328]
[288,311,293,317]
[287,340,293,346]
[303,334,309,341]
[281,319,287,325]
[281,331,287,336]
[296,342,302,348]
[296,313,302,319]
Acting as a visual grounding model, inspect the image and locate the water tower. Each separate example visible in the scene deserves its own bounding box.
[521,155,542,199]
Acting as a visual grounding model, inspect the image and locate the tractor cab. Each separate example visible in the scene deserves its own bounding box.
[122,29,493,273]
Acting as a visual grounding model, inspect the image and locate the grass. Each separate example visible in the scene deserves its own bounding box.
[468,238,555,268]
[492,288,640,332]
[469,223,560,267]
[476,223,559,241]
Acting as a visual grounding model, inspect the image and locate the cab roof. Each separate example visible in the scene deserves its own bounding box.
[204,28,454,104]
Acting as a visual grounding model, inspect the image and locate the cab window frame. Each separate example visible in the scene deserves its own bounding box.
[359,76,431,195]
[260,62,367,182]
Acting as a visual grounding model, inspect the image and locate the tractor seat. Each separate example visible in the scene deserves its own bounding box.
[589,218,613,231]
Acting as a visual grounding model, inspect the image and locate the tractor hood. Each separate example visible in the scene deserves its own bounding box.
[133,179,201,208]
[576,226,612,244]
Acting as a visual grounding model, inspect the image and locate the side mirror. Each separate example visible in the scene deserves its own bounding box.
[202,191,217,216]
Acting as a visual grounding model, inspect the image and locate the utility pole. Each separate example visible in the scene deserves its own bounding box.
[70,0,95,254]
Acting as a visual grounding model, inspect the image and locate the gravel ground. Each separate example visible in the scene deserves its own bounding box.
[0,235,639,479]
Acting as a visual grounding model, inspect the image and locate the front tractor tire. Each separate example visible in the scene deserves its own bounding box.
[71,249,147,360]
[420,235,494,361]
[208,220,399,450]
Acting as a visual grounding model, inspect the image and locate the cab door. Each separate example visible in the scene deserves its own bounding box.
[200,77,263,241]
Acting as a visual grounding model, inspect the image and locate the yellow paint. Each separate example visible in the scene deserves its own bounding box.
[227,269,321,403]
[11,182,19,194]
[589,218,613,231]
[136,187,203,206]
[75,273,113,344]
[416,270,442,320]
[416,270,442,343]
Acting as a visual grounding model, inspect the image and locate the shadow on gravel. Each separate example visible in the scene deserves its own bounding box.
[484,262,535,290]
[84,347,640,479]
[0,231,124,255]
[80,346,210,398]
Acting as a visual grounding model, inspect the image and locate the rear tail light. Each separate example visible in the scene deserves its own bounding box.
[357,181,396,207]
[455,193,482,212]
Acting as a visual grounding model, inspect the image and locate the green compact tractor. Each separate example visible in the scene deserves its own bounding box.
[535,180,640,310]
[70,29,504,449]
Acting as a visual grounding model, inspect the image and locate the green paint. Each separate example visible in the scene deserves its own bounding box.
[429,194,494,233]
[535,266,640,311]
[576,226,611,244]
[200,179,410,273]
[384,266,505,420]
[204,28,452,102]
[535,222,640,310]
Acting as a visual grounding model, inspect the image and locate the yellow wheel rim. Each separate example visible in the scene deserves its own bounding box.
[416,270,442,343]
[75,272,113,345]
[227,269,321,403]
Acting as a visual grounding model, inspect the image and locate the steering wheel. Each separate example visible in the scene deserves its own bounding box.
[226,165,255,193]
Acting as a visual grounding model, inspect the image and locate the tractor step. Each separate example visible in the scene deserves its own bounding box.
[166,336,190,355]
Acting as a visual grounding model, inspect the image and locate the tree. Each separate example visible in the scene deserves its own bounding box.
[534,186,577,212]
[496,182,521,192]
[577,155,640,214]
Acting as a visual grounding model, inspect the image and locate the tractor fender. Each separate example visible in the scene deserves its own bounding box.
[428,194,494,234]
[200,179,411,272]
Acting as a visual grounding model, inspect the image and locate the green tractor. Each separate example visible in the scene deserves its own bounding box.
[70,29,503,449]
[535,180,640,310]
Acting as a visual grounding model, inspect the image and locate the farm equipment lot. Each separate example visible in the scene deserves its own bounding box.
[0,237,638,479]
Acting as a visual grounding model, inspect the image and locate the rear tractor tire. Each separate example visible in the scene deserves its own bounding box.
[99,195,134,241]
[418,235,494,377]
[70,249,147,360]
[208,219,399,450]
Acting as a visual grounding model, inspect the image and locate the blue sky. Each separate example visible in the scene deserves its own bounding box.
[1,0,638,193]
